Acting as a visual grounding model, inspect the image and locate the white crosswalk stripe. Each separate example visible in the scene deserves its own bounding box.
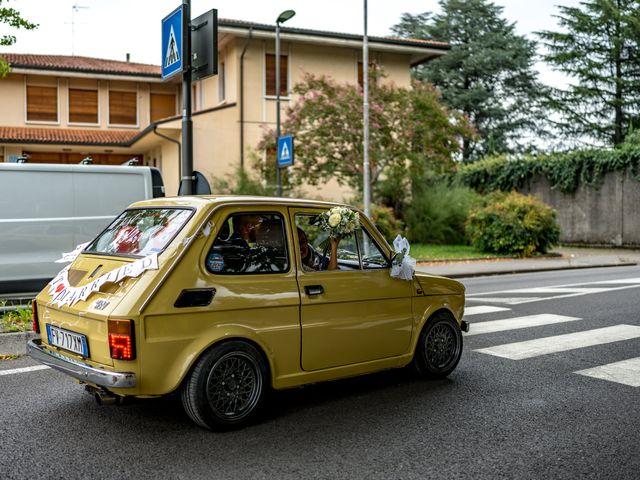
[474,324,640,360]
[465,314,581,336]
[575,357,640,387]
[464,305,511,316]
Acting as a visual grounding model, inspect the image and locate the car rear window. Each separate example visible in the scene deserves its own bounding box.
[85,208,192,257]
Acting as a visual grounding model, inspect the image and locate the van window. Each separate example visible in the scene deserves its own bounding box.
[85,208,192,257]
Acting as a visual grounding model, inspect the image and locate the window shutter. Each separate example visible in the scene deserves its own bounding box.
[265,54,288,96]
[69,89,98,124]
[109,90,137,125]
[150,93,177,122]
[26,85,58,122]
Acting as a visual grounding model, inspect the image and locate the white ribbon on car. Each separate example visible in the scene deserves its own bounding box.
[48,252,159,308]
[390,235,416,281]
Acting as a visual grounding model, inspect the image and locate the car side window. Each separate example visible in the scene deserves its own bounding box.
[296,213,386,271]
[206,212,289,274]
[357,227,390,269]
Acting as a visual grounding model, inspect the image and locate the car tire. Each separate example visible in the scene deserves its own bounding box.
[181,341,269,430]
[412,311,463,379]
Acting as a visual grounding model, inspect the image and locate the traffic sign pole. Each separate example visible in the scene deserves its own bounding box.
[180,0,193,196]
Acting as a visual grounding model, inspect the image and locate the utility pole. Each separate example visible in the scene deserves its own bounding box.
[180,0,194,195]
[363,0,371,218]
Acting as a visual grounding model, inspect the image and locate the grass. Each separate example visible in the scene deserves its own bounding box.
[0,301,32,333]
[410,244,508,261]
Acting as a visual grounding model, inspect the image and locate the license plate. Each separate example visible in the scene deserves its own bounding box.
[46,324,89,357]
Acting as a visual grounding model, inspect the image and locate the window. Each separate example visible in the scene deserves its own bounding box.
[109,90,137,125]
[357,228,389,269]
[150,93,177,122]
[295,213,389,271]
[218,61,226,102]
[69,88,98,124]
[26,85,58,122]
[357,62,378,89]
[206,213,289,274]
[265,53,288,96]
[85,208,193,257]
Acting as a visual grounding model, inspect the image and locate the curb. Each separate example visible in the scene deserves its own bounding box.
[440,261,638,279]
[0,331,37,356]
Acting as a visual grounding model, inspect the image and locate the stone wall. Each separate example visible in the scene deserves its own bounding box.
[520,170,640,246]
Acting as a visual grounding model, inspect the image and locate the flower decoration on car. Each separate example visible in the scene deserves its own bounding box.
[319,206,360,239]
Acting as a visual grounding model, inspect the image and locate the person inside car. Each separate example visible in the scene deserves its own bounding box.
[297,227,338,271]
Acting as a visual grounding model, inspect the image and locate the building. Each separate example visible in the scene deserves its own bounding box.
[0,19,447,199]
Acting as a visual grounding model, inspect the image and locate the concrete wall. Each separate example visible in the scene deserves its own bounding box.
[520,170,640,246]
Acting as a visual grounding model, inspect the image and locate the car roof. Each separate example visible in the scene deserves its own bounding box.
[129,195,351,210]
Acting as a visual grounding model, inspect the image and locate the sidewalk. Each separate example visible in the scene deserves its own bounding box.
[416,246,640,278]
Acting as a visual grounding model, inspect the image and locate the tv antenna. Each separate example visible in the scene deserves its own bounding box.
[70,3,88,55]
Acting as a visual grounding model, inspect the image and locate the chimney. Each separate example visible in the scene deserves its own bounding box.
[126,53,130,62]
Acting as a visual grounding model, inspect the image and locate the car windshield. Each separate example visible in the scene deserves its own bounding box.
[84,208,192,257]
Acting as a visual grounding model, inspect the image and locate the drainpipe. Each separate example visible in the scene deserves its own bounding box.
[239,26,254,171]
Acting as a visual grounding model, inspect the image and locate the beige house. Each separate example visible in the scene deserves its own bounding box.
[0,19,447,199]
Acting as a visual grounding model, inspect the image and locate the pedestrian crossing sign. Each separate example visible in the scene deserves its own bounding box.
[161,5,184,80]
[277,135,294,167]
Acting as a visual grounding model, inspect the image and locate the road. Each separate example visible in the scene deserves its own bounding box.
[1,266,638,479]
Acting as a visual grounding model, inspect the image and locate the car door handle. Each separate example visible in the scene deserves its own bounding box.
[305,285,324,296]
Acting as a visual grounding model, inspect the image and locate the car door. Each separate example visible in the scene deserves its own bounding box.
[290,207,413,371]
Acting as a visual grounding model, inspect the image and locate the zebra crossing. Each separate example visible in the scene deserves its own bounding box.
[463,276,640,388]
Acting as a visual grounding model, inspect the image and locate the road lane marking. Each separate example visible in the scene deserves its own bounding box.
[464,306,511,316]
[499,287,610,294]
[474,324,640,360]
[466,297,542,305]
[575,357,640,387]
[598,277,640,284]
[467,284,640,305]
[465,314,581,336]
[0,365,50,376]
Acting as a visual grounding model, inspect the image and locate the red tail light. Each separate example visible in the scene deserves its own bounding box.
[32,300,40,334]
[108,319,135,360]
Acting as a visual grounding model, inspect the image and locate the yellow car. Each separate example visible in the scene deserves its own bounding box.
[28,196,467,430]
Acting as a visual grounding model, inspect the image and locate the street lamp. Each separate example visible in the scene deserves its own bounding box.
[275,9,295,196]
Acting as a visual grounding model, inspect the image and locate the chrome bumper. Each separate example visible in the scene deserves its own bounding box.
[27,339,136,389]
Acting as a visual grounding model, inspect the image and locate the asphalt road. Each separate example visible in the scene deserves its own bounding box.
[1,266,639,479]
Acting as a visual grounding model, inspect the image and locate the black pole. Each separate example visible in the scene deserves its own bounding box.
[180,0,193,195]
[275,21,282,197]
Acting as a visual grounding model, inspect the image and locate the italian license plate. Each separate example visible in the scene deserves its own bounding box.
[46,324,89,357]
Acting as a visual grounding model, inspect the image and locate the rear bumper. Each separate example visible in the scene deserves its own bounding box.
[27,338,136,389]
[461,320,470,333]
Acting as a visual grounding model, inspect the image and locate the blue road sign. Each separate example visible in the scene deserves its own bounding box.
[161,6,184,80]
[277,135,294,167]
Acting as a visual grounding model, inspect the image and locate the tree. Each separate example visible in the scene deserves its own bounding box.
[538,0,640,146]
[258,71,474,207]
[0,0,38,77]
[392,0,545,162]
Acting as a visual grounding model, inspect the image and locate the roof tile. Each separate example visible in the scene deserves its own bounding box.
[1,54,160,77]
[0,126,140,146]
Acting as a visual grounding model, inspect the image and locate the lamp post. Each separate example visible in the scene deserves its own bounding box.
[275,9,295,197]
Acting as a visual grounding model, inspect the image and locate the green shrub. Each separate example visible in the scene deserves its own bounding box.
[404,184,480,244]
[369,204,404,243]
[465,191,560,256]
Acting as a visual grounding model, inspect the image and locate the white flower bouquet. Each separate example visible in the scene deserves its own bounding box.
[319,207,360,239]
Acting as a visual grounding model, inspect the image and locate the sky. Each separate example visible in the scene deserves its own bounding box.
[3,0,582,87]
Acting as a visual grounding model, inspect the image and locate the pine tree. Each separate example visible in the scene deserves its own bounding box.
[392,0,545,162]
[538,0,640,146]
[0,0,38,78]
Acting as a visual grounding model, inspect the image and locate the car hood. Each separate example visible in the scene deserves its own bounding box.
[414,273,465,296]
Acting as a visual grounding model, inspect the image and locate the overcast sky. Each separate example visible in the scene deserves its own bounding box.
[3,0,581,86]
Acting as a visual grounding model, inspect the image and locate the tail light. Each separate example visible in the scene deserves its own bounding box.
[32,300,40,334]
[108,319,136,360]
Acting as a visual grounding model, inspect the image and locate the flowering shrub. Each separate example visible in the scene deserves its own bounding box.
[465,191,560,256]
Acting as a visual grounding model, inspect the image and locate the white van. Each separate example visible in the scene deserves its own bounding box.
[0,163,164,294]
